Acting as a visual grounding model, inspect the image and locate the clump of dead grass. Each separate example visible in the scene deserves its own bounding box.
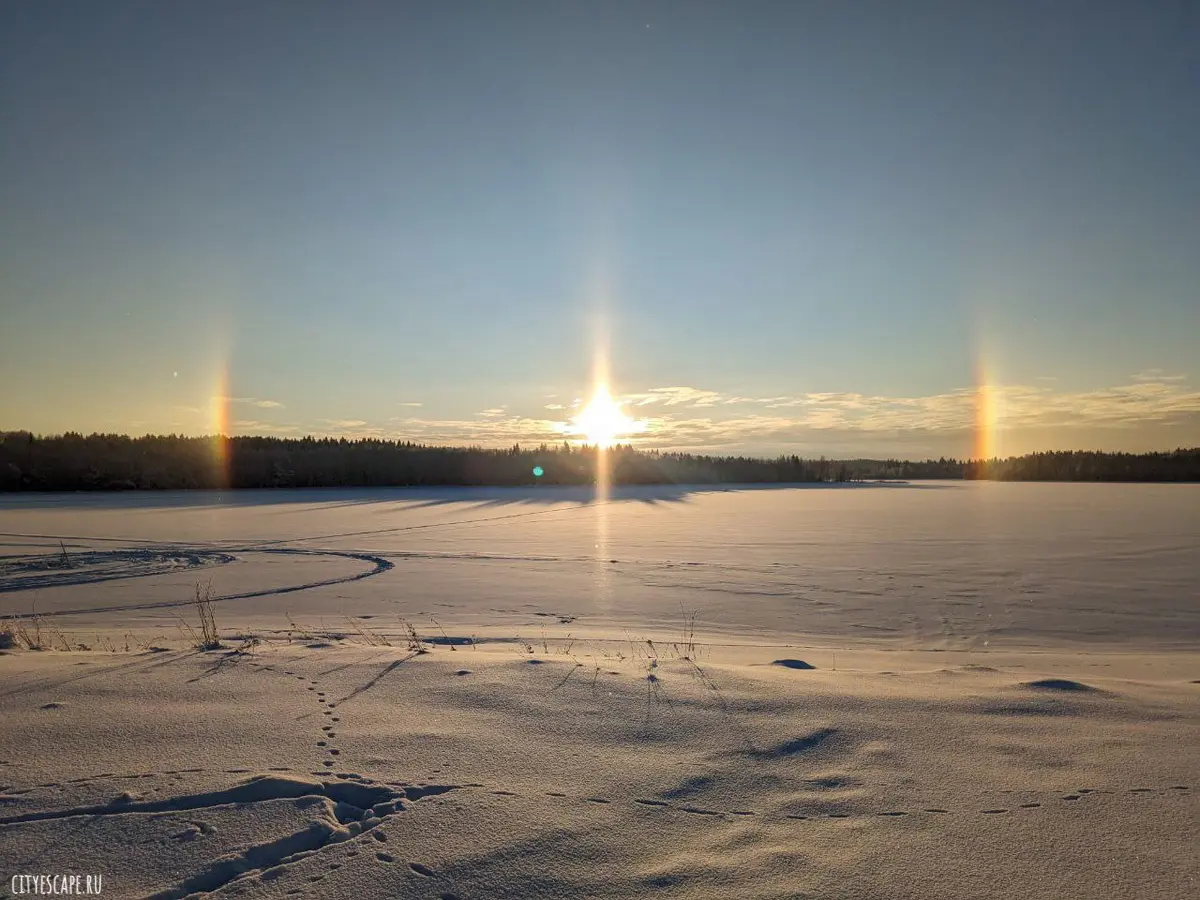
[399,618,430,654]
[346,615,391,647]
[177,582,222,650]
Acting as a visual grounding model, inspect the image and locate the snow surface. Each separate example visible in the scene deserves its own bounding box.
[0,482,1196,898]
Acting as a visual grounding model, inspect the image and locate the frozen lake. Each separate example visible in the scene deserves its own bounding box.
[3,483,1198,900]
[1,481,1197,650]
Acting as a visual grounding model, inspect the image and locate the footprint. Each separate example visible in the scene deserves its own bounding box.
[585,797,610,804]
[373,831,387,843]
[376,852,394,863]
[877,811,906,817]
[924,808,949,814]
[635,799,669,807]
[410,863,435,877]
[1062,795,1080,801]
[982,809,1008,814]
[1020,803,1041,808]
[328,749,340,756]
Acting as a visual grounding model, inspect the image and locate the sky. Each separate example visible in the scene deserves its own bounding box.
[2,1,1197,459]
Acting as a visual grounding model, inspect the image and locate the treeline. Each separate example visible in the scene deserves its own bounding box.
[0,432,1197,491]
[964,449,1200,482]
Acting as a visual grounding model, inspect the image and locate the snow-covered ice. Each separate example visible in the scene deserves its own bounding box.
[0,482,1196,898]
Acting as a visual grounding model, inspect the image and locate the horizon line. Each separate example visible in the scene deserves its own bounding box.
[3,428,1198,466]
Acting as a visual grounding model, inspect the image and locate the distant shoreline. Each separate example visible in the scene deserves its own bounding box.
[3,432,1198,490]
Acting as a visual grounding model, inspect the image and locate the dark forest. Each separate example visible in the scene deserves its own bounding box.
[2,432,1197,491]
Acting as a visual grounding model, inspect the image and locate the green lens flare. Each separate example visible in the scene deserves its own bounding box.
[532,466,544,478]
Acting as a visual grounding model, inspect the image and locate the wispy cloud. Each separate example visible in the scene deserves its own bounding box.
[212,396,285,410]
[1131,369,1186,383]
[231,420,298,434]
[391,415,568,445]
[398,401,423,407]
[623,386,725,407]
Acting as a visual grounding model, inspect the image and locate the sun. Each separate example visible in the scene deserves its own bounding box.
[573,385,637,448]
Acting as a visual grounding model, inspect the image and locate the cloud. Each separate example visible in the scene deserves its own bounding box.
[392,415,568,445]
[1131,369,1186,383]
[231,420,299,434]
[398,401,423,407]
[622,386,725,407]
[613,377,1200,436]
[212,396,285,410]
[220,375,1199,458]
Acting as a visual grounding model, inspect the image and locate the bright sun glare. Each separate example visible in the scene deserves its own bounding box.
[573,385,637,448]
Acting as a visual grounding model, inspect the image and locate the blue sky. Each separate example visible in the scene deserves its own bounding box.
[2,1,1197,458]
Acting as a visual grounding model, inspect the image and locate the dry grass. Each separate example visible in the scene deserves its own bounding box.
[430,617,456,650]
[177,582,222,650]
[3,601,45,650]
[398,618,429,654]
[677,605,700,660]
[345,615,391,647]
[0,603,77,652]
[284,613,317,642]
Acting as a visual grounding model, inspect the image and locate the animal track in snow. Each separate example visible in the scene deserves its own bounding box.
[440,781,1192,826]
